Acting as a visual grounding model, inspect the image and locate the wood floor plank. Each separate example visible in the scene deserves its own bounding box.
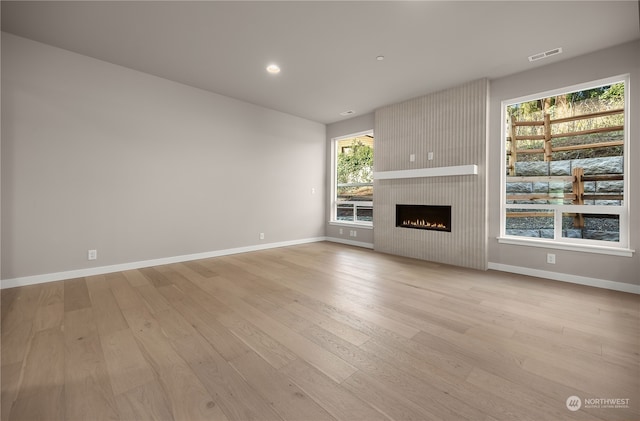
[64,308,120,421]
[465,367,605,421]
[100,328,156,396]
[1,362,22,421]
[1,285,42,366]
[156,284,188,303]
[35,281,65,306]
[301,324,482,421]
[338,302,421,339]
[601,340,640,367]
[411,329,597,409]
[9,328,65,421]
[522,355,638,400]
[153,307,283,421]
[183,260,218,278]
[280,290,410,345]
[1,319,34,367]
[120,306,229,421]
[31,282,65,333]
[512,326,602,356]
[475,293,639,343]
[285,301,371,346]
[114,380,175,421]
[341,371,440,421]
[400,292,552,337]
[269,273,422,339]
[63,277,92,312]
[280,359,391,421]
[159,266,213,298]
[33,301,64,332]
[87,287,129,336]
[108,272,147,312]
[139,267,173,288]
[1,287,21,321]
[508,329,637,384]
[361,332,546,421]
[122,269,152,287]
[377,297,472,334]
[85,274,109,291]
[218,311,298,369]
[159,265,233,317]
[360,335,473,382]
[134,283,172,314]
[170,297,251,361]
[153,308,221,364]
[2,243,638,421]
[214,289,358,383]
[189,358,286,421]
[243,293,314,332]
[230,351,337,421]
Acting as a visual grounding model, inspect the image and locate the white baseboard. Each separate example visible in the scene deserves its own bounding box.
[14,241,631,294]
[1,237,327,289]
[488,262,640,294]
[325,237,374,249]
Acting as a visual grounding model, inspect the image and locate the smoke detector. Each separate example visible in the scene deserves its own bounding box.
[528,47,563,62]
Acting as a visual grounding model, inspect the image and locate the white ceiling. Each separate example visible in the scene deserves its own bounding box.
[2,1,639,124]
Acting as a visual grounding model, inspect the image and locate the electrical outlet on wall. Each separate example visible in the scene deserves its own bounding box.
[547,253,556,264]
[259,233,265,240]
[88,249,97,260]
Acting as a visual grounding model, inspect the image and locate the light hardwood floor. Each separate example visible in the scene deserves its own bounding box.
[1,242,639,421]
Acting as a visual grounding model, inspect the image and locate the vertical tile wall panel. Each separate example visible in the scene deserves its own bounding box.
[374,79,488,270]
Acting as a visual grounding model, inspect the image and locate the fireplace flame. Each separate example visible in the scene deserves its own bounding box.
[402,219,448,230]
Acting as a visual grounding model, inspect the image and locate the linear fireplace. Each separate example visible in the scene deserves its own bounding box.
[396,204,451,232]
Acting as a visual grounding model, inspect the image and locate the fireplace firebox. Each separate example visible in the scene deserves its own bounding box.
[396,204,451,232]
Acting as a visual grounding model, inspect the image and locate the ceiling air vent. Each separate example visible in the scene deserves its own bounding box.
[339,110,355,116]
[528,47,563,62]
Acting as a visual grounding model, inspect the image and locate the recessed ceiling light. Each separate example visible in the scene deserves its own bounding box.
[376,55,385,61]
[266,64,281,74]
[340,110,355,116]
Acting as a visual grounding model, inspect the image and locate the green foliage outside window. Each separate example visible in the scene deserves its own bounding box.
[337,141,373,184]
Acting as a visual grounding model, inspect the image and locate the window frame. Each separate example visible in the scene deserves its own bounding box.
[498,75,633,257]
[330,130,374,228]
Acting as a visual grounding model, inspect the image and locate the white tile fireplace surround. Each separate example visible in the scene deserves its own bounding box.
[373,79,488,270]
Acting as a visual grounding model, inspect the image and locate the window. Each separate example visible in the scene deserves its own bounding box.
[331,131,374,226]
[500,76,631,255]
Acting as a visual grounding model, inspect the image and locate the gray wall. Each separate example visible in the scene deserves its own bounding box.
[325,113,375,246]
[488,40,640,285]
[1,33,326,280]
[374,79,488,270]
[3,31,638,287]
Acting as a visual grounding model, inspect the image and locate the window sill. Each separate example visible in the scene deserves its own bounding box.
[329,221,374,230]
[497,236,634,257]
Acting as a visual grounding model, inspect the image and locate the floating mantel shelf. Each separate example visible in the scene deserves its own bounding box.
[374,164,478,180]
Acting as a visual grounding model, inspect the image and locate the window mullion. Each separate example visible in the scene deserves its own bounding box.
[554,208,563,240]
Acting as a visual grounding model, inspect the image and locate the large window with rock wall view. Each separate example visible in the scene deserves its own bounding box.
[500,76,630,255]
[331,131,374,226]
